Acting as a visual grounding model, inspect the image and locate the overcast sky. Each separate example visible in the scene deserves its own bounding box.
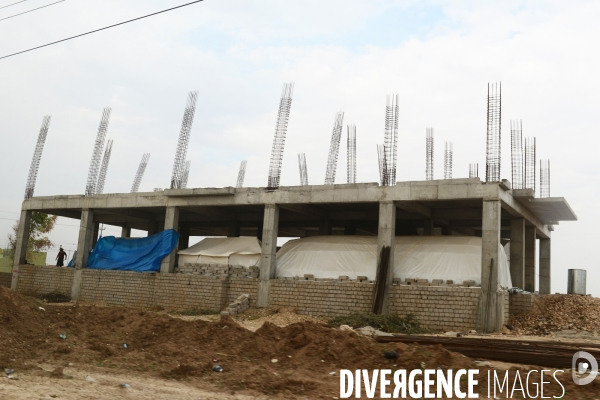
[0,0,597,295]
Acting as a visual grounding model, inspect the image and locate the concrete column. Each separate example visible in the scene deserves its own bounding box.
[257,204,279,307]
[178,225,190,251]
[228,220,240,237]
[121,226,131,238]
[423,219,434,236]
[147,221,160,236]
[539,238,551,295]
[476,200,505,333]
[373,201,396,315]
[71,209,95,300]
[160,206,180,273]
[319,220,332,235]
[524,226,536,293]
[91,222,100,248]
[11,210,32,290]
[509,218,526,289]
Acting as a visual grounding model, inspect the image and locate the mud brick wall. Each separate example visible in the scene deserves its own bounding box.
[227,277,259,307]
[389,285,481,332]
[79,269,228,311]
[15,265,74,296]
[0,272,12,288]
[269,279,375,316]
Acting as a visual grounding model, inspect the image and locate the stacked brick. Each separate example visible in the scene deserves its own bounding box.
[395,278,480,287]
[0,272,12,288]
[388,285,481,331]
[221,293,250,315]
[175,263,260,279]
[510,293,537,315]
[15,265,74,296]
[269,280,374,317]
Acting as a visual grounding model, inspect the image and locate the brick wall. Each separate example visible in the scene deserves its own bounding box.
[15,265,74,296]
[227,277,259,307]
[0,272,12,288]
[79,269,229,312]
[509,293,540,315]
[269,279,375,316]
[389,285,481,331]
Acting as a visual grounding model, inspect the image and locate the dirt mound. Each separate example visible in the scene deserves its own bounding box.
[511,294,600,335]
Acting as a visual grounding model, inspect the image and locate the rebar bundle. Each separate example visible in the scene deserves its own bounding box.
[444,141,453,179]
[469,163,479,178]
[510,120,524,190]
[540,159,550,198]
[298,153,309,186]
[426,127,434,180]
[382,94,399,185]
[485,83,502,182]
[377,144,386,186]
[170,91,198,189]
[85,107,111,196]
[96,139,113,195]
[131,153,150,193]
[524,137,536,191]
[346,124,356,184]
[24,115,51,200]
[267,82,294,189]
[181,160,191,189]
[236,160,247,188]
[324,111,345,185]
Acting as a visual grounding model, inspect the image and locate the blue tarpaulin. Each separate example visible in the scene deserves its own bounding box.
[87,229,180,272]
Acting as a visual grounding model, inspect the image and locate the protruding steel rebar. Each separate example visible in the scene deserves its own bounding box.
[85,107,111,196]
[96,139,113,195]
[383,94,399,185]
[298,153,309,186]
[131,153,150,193]
[347,124,356,184]
[444,141,453,179]
[540,159,550,198]
[426,127,434,181]
[524,137,536,192]
[236,160,247,188]
[485,83,501,182]
[510,120,524,190]
[170,91,198,189]
[181,160,191,189]
[324,111,344,185]
[267,82,294,189]
[24,115,51,200]
[377,144,386,186]
[469,163,479,178]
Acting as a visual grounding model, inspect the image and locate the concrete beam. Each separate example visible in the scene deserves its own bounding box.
[11,210,32,290]
[539,239,551,295]
[395,201,431,218]
[509,218,526,289]
[373,202,396,315]
[160,206,180,273]
[500,191,551,239]
[431,208,482,219]
[279,204,328,219]
[476,200,505,333]
[101,208,157,222]
[524,226,536,293]
[257,205,279,307]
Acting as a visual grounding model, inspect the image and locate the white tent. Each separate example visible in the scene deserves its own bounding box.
[276,236,512,288]
[177,237,262,267]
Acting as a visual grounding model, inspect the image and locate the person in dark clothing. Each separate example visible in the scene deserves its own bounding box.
[56,247,67,267]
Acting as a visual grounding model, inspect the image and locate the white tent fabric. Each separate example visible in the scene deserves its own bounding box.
[177,237,262,267]
[276,236,512,288]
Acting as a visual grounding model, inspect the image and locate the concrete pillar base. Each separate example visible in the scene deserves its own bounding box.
[256,280,271,308]
[524,226,536,293]
[373,201,396,315]
[11,210,32,290]
[71,269,83,300]
[160,206,180,273]
[539,238,551,295]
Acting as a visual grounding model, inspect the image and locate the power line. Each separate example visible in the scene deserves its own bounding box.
[0,0,65,23]
[0,0,28,10]
[0,0,204,60]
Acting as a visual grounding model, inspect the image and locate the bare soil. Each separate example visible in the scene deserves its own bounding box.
[1,287,599,399]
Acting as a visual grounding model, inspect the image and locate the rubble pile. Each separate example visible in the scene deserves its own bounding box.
[510,294,600,335]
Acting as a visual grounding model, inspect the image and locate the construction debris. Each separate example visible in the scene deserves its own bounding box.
[220,294,250,316]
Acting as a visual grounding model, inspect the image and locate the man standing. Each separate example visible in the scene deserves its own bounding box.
[56,247,67,267]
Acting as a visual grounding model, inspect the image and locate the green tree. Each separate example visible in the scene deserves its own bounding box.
[7,212,58,256]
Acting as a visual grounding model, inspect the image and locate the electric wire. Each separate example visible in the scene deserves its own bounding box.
[0,0,204,60]
[0,0,65,22]
[0,0,28,10]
